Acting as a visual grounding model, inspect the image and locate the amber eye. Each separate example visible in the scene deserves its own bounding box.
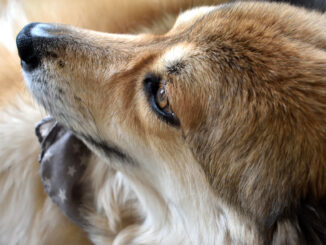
[144,73,180,126]
[156,83,172,114]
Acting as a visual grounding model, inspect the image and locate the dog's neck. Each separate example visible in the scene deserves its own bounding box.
[122,152,261,244]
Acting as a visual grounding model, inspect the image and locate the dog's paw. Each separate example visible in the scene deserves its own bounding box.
[36,118,92,228]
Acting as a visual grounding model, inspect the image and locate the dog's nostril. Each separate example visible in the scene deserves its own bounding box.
[16,22,40,69]
[16,22,55,70]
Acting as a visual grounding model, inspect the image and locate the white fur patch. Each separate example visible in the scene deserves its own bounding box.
[160,43,194,70]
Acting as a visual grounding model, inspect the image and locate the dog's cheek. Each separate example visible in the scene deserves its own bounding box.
[168,84,208,133]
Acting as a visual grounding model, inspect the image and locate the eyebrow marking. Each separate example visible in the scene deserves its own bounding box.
[162,44,191,65]
[160,43,194,75]
[167,61,186,75]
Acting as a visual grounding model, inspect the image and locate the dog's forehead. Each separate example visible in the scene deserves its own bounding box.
[155,5,230,73]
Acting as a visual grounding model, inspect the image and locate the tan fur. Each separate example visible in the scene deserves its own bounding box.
[2,0,326,244]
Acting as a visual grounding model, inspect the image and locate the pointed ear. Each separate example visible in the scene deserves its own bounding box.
[35,116,56,143]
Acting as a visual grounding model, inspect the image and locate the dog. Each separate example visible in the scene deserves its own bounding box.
[1,1,233,244]
[1,0,326,244]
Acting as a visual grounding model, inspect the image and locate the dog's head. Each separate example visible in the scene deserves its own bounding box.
[17,2,326,243]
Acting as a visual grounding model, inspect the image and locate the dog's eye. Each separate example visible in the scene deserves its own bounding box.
[156,83,171,114]
[144,74,180,126]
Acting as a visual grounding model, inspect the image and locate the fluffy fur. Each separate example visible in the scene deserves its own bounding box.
[1,0,326,244]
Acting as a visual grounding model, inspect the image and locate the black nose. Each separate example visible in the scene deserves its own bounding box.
[16,22,54,70]
[16,22,40,69]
